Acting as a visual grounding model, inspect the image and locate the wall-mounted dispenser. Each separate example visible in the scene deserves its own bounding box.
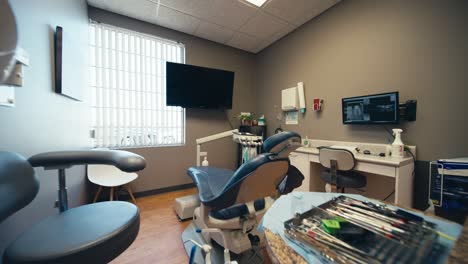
[313,98,323,111]
[281,87,299,111]
[281,81,306,112]
[297,82,306,113]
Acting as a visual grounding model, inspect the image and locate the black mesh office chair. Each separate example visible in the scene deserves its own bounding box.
[0,150,146,264]
[319,147,366,193]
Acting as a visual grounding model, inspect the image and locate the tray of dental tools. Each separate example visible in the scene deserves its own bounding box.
[283,196,443,264]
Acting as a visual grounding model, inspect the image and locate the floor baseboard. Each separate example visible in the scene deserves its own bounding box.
[117,183,195,201]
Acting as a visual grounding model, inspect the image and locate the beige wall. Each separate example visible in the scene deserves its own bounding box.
[89,7,257,192]
[256,0,468,161]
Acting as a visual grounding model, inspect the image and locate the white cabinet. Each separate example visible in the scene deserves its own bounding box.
[289,152,310,192]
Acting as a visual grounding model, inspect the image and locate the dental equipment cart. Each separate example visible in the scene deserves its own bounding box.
[430,158,468,224]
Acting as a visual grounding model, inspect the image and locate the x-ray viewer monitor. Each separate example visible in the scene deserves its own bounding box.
[342,92,399,124]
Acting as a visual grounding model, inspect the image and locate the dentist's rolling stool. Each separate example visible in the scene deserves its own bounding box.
[88,164,138,204]
[188,131,304,255]
[0,150,146,264]
[319,147,366,193]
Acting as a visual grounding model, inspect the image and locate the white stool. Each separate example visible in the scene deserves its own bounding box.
[88,164,138,204]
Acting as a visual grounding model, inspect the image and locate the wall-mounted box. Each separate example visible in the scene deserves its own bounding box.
[0,86,15,107]
[3,47,29,87]
[282,87,298,111]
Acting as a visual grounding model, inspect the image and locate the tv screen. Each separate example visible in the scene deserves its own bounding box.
[342,92,399,124]
[166,62,234,109]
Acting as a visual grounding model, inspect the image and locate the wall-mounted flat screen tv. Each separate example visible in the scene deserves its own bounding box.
[166,62,234,109]
[342,92,399,124]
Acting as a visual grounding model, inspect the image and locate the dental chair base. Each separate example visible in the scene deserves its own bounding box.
[182,223,263,264]
[174,194,200,221]
[193,197,275,254]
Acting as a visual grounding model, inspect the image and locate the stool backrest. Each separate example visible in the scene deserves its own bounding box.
[0,152,39,223]
[319,147,355,171]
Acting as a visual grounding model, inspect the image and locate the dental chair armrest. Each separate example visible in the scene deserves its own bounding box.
[28,150,146,172]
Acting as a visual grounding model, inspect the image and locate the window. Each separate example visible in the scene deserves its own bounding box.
[89,21,185,148]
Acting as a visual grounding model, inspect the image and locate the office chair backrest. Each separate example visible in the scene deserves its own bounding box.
[319,147,355,171]
[0,152,39,223]
[263,131,301,158]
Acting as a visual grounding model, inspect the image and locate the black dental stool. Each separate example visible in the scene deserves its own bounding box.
[318,147,366,193]
[0,150,146,264]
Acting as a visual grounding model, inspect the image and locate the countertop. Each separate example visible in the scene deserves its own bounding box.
[293,146,415,167]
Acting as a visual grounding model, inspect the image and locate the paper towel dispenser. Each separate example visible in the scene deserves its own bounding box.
[281,82,306,112]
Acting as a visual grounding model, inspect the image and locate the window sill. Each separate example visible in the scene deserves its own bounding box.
[95,144,186,150]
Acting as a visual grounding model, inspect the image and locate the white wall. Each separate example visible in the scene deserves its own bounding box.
[0,0,90,256]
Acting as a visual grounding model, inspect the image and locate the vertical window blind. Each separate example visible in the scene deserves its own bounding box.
[89,21,185,148]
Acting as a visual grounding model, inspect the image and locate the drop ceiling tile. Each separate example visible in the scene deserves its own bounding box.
[265,0,338,26]
[299,0,339,26]
[87,0,107,9]
[253,23,295,53]
[227,32,259,52]
[87,0,341,53]
[263,0,309,26]
[159,0,215,18]
[206,0,258,30]
[239,10,289,40]
[160,0,257,30]
[194,21,235,44]
[92,0,158,24]
[155,5,201,35]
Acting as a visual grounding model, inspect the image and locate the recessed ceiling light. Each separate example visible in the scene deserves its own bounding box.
[244,0,268,8]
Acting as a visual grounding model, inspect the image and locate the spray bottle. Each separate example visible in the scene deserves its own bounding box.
[391,129,404,158]
[202,156,209,166]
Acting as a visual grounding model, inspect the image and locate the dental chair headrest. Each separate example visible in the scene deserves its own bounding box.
[263,131,301,158]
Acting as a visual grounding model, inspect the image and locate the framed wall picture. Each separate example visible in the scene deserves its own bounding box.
[54,26,83,101]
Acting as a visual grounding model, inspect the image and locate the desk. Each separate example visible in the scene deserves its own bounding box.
[290,139,416,207]
[261,192,463,264]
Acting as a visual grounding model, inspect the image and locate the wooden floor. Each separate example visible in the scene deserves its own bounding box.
[111,188,197,264]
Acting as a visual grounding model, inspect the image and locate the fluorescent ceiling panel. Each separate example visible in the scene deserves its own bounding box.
[244,0,268,8]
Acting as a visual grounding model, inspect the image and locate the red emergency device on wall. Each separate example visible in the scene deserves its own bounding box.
[313,98,323,111]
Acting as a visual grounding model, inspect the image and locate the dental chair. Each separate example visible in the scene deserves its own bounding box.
[0,150,146,264]
[188,131,304,254]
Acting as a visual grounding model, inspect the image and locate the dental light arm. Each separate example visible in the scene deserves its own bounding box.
[196,129,238,166]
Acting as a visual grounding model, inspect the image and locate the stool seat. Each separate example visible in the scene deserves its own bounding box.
[4,201,139,264]
[321,170,367,189]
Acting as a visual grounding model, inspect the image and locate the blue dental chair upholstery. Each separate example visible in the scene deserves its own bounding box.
[188,131,304,254]
[0,150,146,264]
